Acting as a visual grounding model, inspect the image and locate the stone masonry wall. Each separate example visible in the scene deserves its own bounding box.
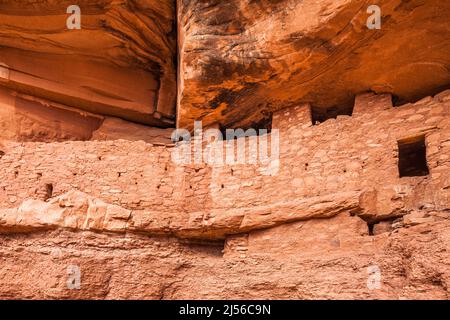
[1,90,449,228]
[1,89,450,299]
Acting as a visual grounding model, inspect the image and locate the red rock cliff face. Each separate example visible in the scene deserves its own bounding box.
[177,0,450,130]
[0,0,450,300]
[0,0,177,127]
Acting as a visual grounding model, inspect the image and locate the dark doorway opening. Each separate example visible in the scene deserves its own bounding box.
[398,136,429,177]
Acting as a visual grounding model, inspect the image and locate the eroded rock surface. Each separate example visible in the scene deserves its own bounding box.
[0,0,177,127]
[0,86,174,143]
[177,0,450,130]
[0,215,449,299]
[92,117,173,145]
[0,0,450,300]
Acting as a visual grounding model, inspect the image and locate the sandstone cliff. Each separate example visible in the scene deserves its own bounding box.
[177,0,450,130]
[0,0,449,300]
[0,0,177,128]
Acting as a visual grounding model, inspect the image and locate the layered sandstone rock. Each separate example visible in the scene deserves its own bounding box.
[0,0,450,300]
[91,117,173,144]
[0,86,173,143]
[177,0,450,130]
[0,217,449,299]
[0,87,102,142]
[0,0,177,127]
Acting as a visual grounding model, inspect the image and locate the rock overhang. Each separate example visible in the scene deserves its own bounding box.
[176,0,450,131]
[1,0,449,133]
[0,0,177,127]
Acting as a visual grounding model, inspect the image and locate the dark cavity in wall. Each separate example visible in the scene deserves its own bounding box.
[311,104,353,125]
[392,84,450,107]
[44,183,54,201]
[367,222,375,236]
[178,238,225,257]
[398,135,429,177]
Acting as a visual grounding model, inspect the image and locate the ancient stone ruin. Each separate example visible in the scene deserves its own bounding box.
[0,0,449,300]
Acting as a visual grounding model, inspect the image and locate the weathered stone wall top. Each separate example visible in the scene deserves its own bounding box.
[214,90,450,217]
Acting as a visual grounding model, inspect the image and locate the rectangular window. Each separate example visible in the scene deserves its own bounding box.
[398,135,429,177]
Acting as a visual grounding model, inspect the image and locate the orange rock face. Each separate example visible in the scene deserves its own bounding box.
[0,1,177,127]
[177,0,450,130]
[0,0,450,300]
